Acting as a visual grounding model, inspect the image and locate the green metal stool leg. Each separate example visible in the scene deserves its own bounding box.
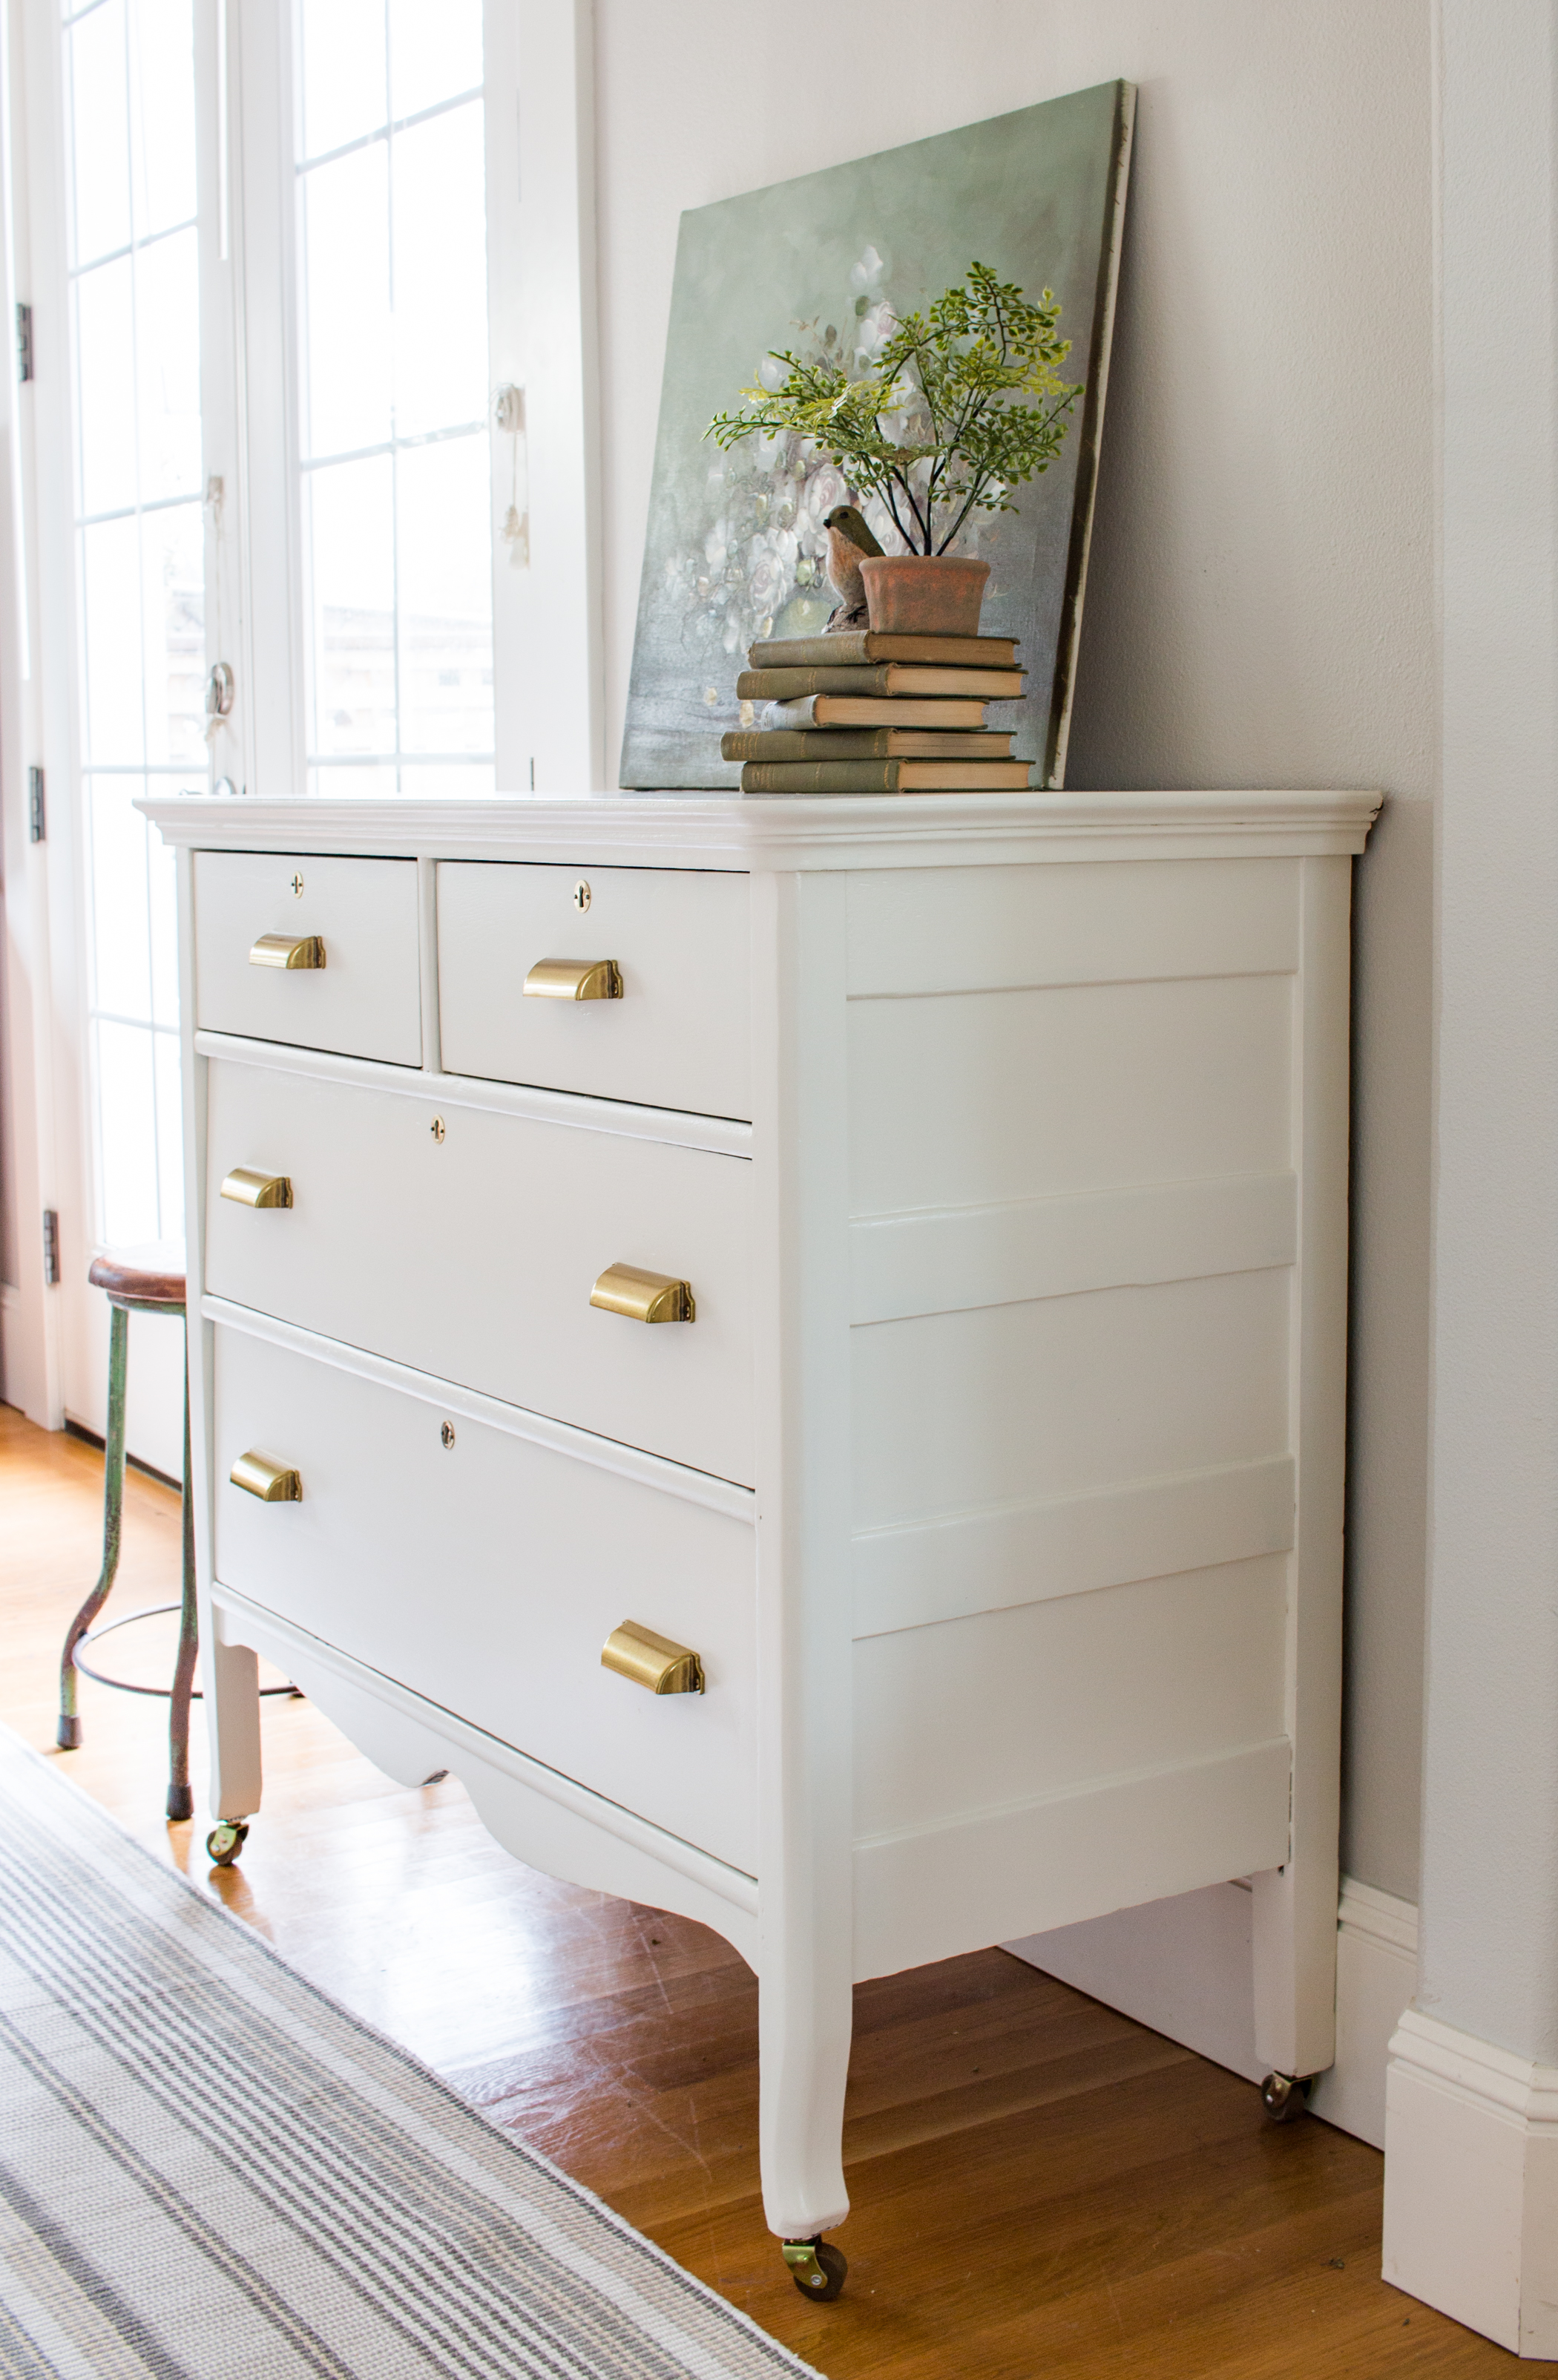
[166,1322,198,1821]
[58,1301,129,1749]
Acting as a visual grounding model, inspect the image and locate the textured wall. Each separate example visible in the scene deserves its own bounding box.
[594,0,1434,1901]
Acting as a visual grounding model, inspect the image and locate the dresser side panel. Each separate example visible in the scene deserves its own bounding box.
[846,852,1305,1929]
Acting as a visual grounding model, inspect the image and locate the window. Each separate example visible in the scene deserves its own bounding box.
[63,0,202,1248]
[293,0,495,796]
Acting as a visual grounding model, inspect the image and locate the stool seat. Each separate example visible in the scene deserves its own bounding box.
[88,1244,186,1309]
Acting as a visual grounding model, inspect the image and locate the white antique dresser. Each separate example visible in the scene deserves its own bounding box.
[145,784,1378,2293]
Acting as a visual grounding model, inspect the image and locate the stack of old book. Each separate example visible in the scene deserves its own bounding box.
[723,629,1030,794]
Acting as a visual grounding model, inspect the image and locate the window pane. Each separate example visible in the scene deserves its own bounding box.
[133,0,196,237]
[136,227,201,501]
[300,144,391,459]
[75,255,137,516]
[81,517,145,764]
[88,776,151,1020]
[67,0,199,1253]
[397,434,493,754]
[147,808,179,1029]
[68,1,131,267]
[153,1029,183,1239]
[142,501,204,764]
[389,0,481,123]
[399,761,495,796]
[391,101,487,439]
[95,1019,160,1245]
[298,0,387,161]
[307,761,398,797]
[306,453,395,755]
[296,4,493,787]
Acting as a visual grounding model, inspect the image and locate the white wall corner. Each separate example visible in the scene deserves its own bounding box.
[1307,1878,1419,2148]
[1384,2007,1558,2358]
[1006,1871,1417,2152]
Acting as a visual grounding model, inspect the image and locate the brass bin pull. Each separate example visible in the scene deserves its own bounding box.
[590,1264,695,1323]
[250,933,326,970]
[602,1622,704,1695]
[522,957,622,1001]
[230,1450,302,1502]
[220,1168,293,1208]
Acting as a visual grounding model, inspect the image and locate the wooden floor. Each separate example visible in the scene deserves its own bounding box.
[1,1398,1508,2378]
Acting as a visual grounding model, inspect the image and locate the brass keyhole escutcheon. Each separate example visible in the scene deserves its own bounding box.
[290,873,304,896]
[430,1116,446,1143]
[572,879,591,912]
[440,1421,456,1449]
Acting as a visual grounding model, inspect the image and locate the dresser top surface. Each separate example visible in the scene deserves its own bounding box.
[140,786,1381,868]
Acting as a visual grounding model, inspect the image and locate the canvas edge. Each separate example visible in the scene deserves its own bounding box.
[1045,78,1137,791]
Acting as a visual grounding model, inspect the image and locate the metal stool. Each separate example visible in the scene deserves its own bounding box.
[58,1247,199,1822]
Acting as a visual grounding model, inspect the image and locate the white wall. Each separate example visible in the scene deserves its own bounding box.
[594,0,1434,1900]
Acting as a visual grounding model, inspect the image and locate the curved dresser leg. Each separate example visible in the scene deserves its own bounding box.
[758,1953,852,2278]
[203,1632,263,1849]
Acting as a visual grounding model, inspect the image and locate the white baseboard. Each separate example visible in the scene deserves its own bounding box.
[1003,1870,1418,2150]
[1384,2008,1558,2358]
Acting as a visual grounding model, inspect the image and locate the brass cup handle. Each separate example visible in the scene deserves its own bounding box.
[230,1450,302,1502]
[250,933,326,969]
[602,1622,704,1695]
[590,1264,695,1323]
[522,957,622,1001]
[220,1168,293,1208]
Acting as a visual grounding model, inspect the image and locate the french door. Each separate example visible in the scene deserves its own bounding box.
[1,0,599,1457]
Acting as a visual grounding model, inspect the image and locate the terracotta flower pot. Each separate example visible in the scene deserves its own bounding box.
[859,554,990,636]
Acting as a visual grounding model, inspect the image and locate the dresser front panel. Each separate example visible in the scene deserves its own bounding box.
[204,1060,755,1484]
[211,1327,758,1872]
[194,852,422,1065]
[437,862,752,1119]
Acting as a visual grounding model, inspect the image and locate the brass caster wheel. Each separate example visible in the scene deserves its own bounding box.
[1260,2071,1313,2122]
[206,1820,249,1868]
[782,2237,847,2302]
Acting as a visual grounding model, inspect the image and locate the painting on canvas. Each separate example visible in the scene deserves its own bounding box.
[619,81,1134,791]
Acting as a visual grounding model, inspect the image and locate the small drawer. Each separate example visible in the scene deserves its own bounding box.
[437,862,750,1119]
[194,851,421,1065]
[204,1058,753,1484]
[212,1327,756,1872]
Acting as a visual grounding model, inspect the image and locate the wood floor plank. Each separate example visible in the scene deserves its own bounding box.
[0,1399,1513,2376]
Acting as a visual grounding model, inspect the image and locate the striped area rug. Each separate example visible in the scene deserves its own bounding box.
[0,1729,818,2380]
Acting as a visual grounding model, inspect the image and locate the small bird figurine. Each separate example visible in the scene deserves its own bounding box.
[822,503,884,631]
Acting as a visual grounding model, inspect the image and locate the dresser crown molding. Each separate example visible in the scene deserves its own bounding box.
[141,786,1382,869]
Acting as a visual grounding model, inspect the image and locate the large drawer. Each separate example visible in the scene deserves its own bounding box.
[203,1058,753,1484]
[437,862,750,1119]
[211,1327,756,1872]
[195,851,421,1064]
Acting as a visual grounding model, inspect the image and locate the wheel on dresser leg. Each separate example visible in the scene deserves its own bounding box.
[782,2237,847,2301]
[206,1820,249,1868]
[1260,2071,1313,2122]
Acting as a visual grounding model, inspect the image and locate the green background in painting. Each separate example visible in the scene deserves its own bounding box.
[620,82,1130,790]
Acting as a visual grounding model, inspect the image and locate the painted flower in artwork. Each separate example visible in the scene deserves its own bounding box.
[665,247,1010,660]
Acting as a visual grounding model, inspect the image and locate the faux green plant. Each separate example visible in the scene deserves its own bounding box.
[706,260,1084,557]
